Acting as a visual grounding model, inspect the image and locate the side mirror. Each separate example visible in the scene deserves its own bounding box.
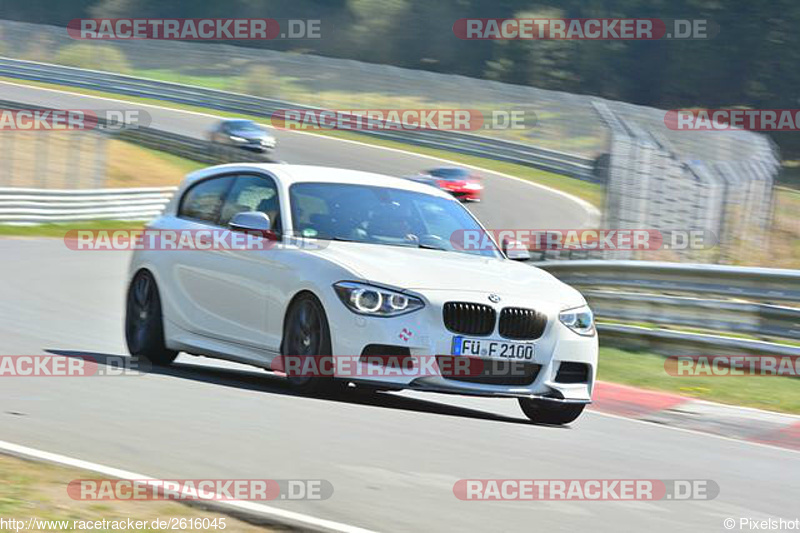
[230,211,272,236]
[502,238,531,261]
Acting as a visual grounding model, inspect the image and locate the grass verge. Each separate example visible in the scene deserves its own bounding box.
[598,346,800,414]
[763,186,800,269]
[0,453,276,532]
[0,220,142,237]
[0,77,603,208]
[107,142,205,188]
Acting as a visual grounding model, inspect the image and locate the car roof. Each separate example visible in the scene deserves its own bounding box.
[181,163,455,199]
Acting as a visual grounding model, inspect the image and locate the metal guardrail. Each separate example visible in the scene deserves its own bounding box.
[0,58,598,182]
[585,291,800,341]
[537,260,800,356]
[538,260,800,302]
[597,324,800,358]
[0,187,176,223]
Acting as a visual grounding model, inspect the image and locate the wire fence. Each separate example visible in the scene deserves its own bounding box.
[0,130,108,189]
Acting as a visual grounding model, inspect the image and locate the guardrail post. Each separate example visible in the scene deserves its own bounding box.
[35,129,48,188]
[93,132,109,189]
[1,132,13,187]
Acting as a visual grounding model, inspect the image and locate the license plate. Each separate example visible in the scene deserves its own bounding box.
[452,336,534,360]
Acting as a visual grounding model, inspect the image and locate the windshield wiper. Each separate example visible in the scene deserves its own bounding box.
[329,235,448,251]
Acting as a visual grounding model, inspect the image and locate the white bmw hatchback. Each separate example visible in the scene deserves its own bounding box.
[126,163,598,424]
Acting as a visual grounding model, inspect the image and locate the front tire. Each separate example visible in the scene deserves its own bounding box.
[281,293,340,395]
[125,270,177,366]
[518,398,586,425]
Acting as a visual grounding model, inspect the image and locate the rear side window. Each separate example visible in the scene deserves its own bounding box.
[178,176,235,223]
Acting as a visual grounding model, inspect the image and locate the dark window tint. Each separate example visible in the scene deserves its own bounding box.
[178,176,235,223]
[289,182,500,257]
[428,168,469,179]
[219,175,281,231]
[228,120,261,133]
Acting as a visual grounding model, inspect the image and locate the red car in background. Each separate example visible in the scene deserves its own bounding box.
[405,167,484,201]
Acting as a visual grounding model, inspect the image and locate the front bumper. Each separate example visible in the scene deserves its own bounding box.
[322,289,598,402]
[238,143,273,153]
[229,137,276,152]
[408,377,592,403]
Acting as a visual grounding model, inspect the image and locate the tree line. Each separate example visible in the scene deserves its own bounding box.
[3,0,799,157]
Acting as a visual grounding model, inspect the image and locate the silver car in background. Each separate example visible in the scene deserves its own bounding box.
[208,119,277,153]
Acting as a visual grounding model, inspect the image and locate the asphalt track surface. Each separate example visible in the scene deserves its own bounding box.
[2,83,798,532]
[2,240,799,532]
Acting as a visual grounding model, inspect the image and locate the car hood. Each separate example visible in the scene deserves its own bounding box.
[313,241,584,306]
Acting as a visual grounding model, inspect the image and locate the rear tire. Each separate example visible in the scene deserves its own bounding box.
[281,293,341,395]
[125,270,177,366]
[518,398,586,425]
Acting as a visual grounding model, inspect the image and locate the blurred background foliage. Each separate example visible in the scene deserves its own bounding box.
[3,0,799,156]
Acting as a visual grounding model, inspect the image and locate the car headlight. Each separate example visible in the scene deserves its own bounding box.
[229,135,248,142]
[333,282,424,317]
[559,305,595,336]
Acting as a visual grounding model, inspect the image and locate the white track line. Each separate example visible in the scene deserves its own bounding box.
[0,80,601,226]
[0,439,377,533]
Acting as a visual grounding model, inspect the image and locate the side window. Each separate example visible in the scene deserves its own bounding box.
[291,190,329,235]
[178,176,235,224]
[219,175,282,232]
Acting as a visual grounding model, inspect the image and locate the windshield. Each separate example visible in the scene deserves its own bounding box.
[428,168,470,179]
[290,182,500,258]
[227,120,262,133]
